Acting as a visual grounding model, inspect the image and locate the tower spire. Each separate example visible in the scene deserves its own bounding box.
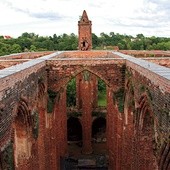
[81,10,89,22]
[78,10,92,51]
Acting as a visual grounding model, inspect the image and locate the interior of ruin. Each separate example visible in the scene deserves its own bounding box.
[0,10,170,170]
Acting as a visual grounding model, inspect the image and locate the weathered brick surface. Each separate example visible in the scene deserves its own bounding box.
[120,50,170,58]
[47,59,125,91]
[0,51,53,60]
[120,64,170,170]
[0,50,169,170]
[0,60,28,69]
[142,58,170,68]
[0,9,169,169]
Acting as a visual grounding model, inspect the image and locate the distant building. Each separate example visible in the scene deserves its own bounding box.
[78,10,92,51]
[3,35,12,39]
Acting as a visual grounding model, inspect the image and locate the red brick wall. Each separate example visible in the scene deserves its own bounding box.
[0,51,169,170]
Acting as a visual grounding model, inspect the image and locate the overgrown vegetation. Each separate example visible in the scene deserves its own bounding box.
[66,78,76,107]
[98,79,107,107]
[0,142,14,170]
[67,112,82,118]
[47,89,58,113]
[92,111,106,117]
[1,32,170,56]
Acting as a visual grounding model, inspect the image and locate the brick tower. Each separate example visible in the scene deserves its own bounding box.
[78,10,92,50]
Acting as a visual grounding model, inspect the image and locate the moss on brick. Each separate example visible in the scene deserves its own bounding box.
[67,111,82,118]
[92,111,106,117]
[1,142,14,170]
[47,89,58,113]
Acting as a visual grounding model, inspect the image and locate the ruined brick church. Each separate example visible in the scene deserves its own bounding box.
[0,10,170,170]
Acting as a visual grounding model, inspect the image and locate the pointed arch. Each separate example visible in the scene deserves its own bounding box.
[138,93,154,131]
[137,93,158,169]
[38,79,46,99]
[13,98,33,167]
[63,67,110,89]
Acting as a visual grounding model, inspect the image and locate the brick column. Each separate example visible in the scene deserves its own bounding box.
[121,93,134,170]
[54,88,67,158]
[107,87,115,167]
[81,76,93,154]
[37,106,46,170]
[76,74,82,109]
[76,73,98,109]
[107,87,120,169]
[91,74,98,108]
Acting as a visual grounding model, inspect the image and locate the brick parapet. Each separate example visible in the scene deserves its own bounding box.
[141,58,170,68]
[0,51,54,60]
[113,52,170,93]
[120,50,170,58]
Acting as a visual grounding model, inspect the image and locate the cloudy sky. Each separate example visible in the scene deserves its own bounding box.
[0,0,170,38]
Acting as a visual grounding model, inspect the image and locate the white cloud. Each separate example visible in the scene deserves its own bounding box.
[0,0,170,37]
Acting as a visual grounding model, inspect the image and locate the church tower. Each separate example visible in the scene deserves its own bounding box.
[78,10,92,50]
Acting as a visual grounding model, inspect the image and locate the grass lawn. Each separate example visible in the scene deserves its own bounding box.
[98,92,107,107]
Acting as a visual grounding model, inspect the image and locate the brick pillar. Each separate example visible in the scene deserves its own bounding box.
[107,87,120,169]
[122,95,134,170]
[91,74,98,108]
[37,105,46,170]
[54,88,67,169]
[116,115,123,170]
[76,74,82,109]
[107,87,116,168]
[76,73,98,109]
[81,77,93,154]
[59,88,67,157]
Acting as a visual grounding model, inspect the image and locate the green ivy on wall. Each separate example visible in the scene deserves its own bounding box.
[0,142,14,170]
[66,78,76,107]
[47,89,58,113]
[67,111,82,118]
[83,70,91,81]
[92,111,106,118]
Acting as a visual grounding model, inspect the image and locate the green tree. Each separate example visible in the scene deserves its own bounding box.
[10,44,21,53]
[30,45,37,51]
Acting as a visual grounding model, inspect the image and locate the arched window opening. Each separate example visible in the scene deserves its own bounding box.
[98,79,106,107]
[67,117,82,142]
[138,106,158,169]
[66,78,76,107]
[13,100,32,166]
[142,110,153,132]
[82,41,86,47]
[92,117,106,143]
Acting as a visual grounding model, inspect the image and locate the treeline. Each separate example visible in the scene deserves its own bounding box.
[0,32,170,56]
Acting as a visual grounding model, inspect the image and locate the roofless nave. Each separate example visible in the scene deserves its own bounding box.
[0,10,170,170]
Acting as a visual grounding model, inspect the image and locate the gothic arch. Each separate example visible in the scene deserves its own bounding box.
[63,68,109,89]
[13,98,33,167]
[124,78,135,124]
[38,80,46,99]
[138,93,154,130]
[137,93,158,169]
